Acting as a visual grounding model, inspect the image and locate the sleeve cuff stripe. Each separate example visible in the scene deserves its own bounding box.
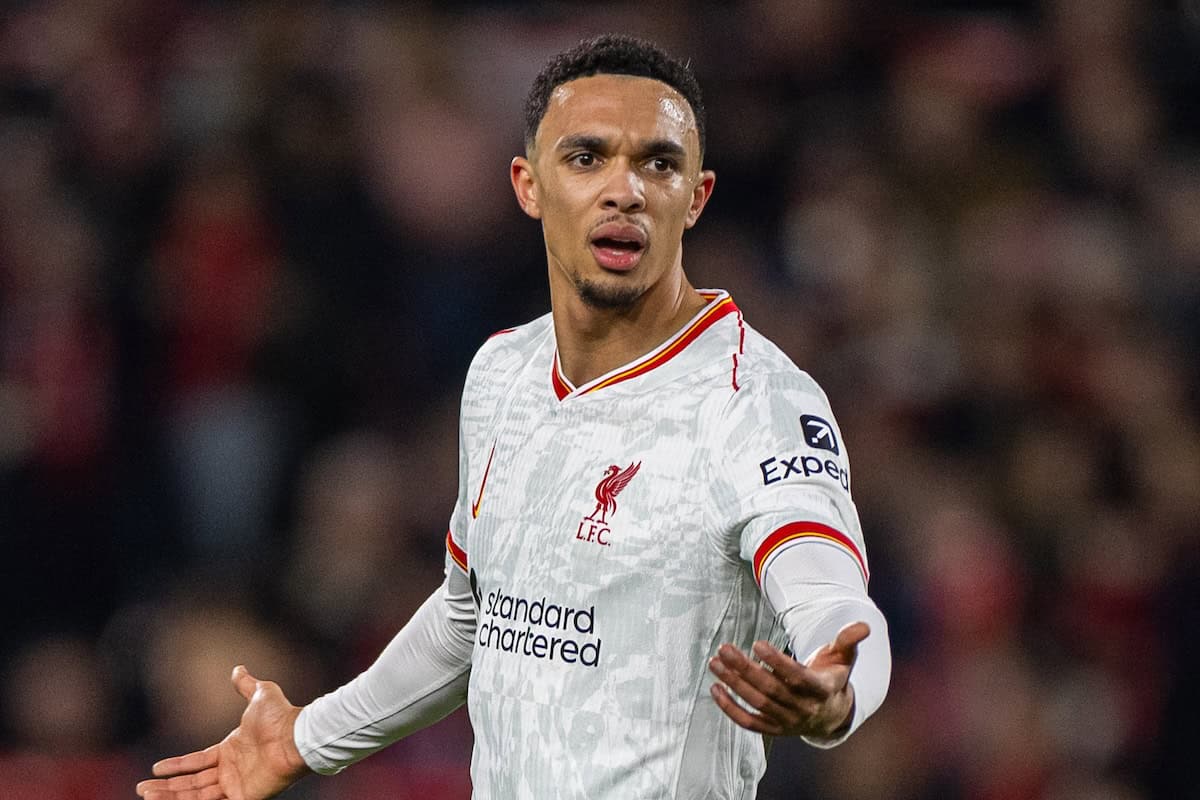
[446,530,468,572]
[753,521,868,586]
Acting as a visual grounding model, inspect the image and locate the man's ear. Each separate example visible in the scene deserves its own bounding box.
[511,156,541,219]
[685,169,716,229]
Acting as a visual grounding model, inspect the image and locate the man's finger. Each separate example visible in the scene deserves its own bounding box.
[151,745,220,778]
[144,786,227,800]
[181,784,227,800]
[137,780,162,797]
[709,654,795,721]
[830,622,870,661]
[139,767,226,800]
[804,621,871,674]
[716,644,808,704]
[232,664,258,702]
[710,683,784,736]
[162,767,220,792]
[750,642,841,698]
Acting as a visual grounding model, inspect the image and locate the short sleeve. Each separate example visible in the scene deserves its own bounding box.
[713,370,868,590]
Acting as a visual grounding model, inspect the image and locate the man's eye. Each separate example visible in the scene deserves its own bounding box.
[647,157,677,173]
[571,153,597,167]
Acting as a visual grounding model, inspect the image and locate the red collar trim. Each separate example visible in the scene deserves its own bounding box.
[552,352,574,400]
[550,291,738,400]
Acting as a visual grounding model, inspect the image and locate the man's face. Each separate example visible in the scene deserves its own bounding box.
[512,74,714,309]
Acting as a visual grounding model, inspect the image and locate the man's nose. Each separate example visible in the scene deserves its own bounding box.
[599,163,645,213]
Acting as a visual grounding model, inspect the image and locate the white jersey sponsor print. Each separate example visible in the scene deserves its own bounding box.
[446,291,870,799]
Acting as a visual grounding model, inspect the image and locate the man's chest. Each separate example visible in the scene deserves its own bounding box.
[464,401,729,598]
[461,397,748,702]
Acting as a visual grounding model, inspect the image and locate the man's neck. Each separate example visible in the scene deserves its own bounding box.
[551,276,709,388]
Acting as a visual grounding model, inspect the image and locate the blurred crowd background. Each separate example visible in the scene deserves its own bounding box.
[1,0,1198,798]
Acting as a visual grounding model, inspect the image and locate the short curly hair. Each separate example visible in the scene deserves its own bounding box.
[523,34,706,156]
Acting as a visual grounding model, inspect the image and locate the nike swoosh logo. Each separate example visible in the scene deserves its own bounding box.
[471,444,496,519]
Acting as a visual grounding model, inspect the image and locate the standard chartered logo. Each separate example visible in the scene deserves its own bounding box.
[477,586,601,668]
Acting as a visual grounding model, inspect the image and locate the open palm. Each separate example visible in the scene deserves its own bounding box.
[709,621,869,739]
[137,666,311,800]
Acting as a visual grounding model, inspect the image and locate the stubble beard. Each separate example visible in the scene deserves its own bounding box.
[574,275,645,310]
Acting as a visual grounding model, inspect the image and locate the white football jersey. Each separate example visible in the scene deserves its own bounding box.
[447,290,870,799]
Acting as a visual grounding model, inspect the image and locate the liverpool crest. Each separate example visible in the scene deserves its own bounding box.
[576,461,641,546]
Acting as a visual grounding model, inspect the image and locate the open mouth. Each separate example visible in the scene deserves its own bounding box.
[589,225,647,271]
[592,236,644,252]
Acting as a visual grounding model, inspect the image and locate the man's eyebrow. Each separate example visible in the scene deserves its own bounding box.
[556,134,607,152]
[638,138,687,159]
[553,135,688,159]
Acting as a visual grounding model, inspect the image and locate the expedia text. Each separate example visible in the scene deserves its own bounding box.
[760,454,849,493]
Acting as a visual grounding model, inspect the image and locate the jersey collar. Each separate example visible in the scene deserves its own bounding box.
[551,290,740,400]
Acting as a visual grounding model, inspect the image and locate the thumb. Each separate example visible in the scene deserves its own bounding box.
[232,664,259,702]
[830,622,870,664]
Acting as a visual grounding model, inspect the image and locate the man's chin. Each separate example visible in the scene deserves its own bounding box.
[575,277,645,310]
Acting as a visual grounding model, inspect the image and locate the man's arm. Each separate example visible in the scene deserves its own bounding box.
[295,567,475,772]
[709,542,891,744]
[137,570,476,800]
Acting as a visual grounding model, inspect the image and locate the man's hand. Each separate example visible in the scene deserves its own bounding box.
[708,622,869,740]
[137,665,312,800]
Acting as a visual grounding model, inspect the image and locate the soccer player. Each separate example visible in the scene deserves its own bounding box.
[137,34,890,800]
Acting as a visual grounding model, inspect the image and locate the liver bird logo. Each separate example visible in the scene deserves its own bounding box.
[586,461,641,524]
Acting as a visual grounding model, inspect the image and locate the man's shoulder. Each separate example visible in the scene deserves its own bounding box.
[475,313,553,356]
[465,312,554,389]
[734,320,825,397]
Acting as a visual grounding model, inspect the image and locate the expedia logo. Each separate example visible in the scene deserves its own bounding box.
[759,454,849,493]
[800,415,839,455]
[473,580,602,668]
